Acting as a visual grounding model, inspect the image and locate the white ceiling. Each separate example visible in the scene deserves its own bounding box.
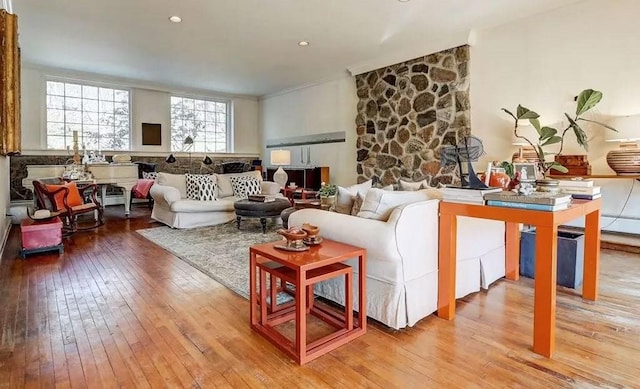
[14,0,581,96]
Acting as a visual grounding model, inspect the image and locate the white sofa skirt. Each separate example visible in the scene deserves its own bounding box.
[151,203,236,229]
[312,262,439,330]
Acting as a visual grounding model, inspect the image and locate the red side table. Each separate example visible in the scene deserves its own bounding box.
[20,217,64,258]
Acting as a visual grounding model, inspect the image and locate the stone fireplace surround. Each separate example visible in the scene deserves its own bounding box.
[355,45,470,187]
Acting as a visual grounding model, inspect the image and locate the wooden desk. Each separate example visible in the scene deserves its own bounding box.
[438,199,602,357]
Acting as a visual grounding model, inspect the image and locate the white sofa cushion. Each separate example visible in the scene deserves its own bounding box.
[170,198,236,213]
[185,173,216,200]
[157,172,187,199]
[216,170,262,198]
[336,180,372,214]
[198,179,218,201]
[357,188,431,221]
[398,179,427,191]
[229,175,262,199]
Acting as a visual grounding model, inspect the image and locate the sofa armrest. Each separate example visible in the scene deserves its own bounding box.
[261,181,281,195]
[290,199,440,275]
[150,184,181,207]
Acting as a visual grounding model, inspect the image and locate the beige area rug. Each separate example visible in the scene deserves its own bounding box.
[137,220,282,299]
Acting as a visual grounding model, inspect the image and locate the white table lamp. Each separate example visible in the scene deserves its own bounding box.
[271,149,291,188]
[606,115,640,175]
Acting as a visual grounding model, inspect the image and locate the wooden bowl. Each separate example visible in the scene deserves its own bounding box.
[277,228,307,242]
[301,223,319,237]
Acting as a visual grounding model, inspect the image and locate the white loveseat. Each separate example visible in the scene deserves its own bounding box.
[150,170,281,229]
[289,193,505,329]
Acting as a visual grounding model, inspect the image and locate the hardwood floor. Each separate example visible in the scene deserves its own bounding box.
[0,206,639,388]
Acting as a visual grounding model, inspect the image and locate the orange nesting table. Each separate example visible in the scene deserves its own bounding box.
[438,199,602,358]
[249,239,367,365]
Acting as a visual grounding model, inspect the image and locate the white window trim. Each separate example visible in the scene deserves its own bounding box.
[169,93,233,153]
[42,76,133,151]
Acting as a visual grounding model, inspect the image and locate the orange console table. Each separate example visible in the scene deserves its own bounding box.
[438,199,602,357]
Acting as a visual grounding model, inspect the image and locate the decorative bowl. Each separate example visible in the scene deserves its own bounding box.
[301,223,319,238]
[277,227,307,243]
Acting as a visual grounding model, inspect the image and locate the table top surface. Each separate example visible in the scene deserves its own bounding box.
[440,198,602,226]
[250,239,365,271]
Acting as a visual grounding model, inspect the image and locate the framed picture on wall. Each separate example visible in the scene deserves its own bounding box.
[142,123,162,146]
[513,162,538,182]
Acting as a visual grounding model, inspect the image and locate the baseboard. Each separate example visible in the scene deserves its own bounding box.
[0,217,11,261]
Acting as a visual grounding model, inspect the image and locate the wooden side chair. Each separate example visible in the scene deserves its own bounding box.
[32,177,105,234]
[130,161,157,209]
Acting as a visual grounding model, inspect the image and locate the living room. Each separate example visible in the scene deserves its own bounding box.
[1,0,639,386]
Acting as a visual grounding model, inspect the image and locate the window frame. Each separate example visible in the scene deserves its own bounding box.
[43,76,133,151]
[169,93,232,153]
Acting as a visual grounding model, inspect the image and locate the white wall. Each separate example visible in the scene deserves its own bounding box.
[471,0,640,173]
[260,75,358,186]
[20,64,261,156]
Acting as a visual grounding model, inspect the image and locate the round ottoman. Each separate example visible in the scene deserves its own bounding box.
[234,198,291,233]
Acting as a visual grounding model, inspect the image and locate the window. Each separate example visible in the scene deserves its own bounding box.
[45,80,130,150]
[170,96,230,152]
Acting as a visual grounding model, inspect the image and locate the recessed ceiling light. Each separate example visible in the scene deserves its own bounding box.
[169,16,182,23]
[398,0,410,2]
[298,41,309,47]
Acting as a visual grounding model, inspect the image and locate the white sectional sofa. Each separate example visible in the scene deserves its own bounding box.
[150,170,281,229]
[289,193,505,329]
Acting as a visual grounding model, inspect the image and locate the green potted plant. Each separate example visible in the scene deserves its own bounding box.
[317,183,338,208]
[502,89,616,175]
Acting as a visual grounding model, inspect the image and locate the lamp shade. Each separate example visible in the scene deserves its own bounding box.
[511,125,539,146]
[606,115,640,142]
[270,149,291,165]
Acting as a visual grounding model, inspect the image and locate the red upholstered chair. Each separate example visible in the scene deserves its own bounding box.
[32,177,104,234]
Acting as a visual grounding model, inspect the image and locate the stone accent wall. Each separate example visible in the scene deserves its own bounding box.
[355,45,470,187]
[10,155,255,201]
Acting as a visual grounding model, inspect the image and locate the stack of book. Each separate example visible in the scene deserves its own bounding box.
[484,191,572,211]
[248,194,277,202]
[442,187,503,205]
[556,179,601,200]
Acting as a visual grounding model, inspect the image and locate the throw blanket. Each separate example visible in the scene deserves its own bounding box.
[133,178,155,198]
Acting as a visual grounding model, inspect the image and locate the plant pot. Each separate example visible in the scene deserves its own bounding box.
[320,195,335,208]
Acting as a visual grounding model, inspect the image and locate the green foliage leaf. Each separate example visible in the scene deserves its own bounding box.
[500,161,514,179]
[529,118,541,131]
[536,145,545,161]
[575,89,603,116]
[501,108,517,121]
[541,136,562,146]
[550,163,569,173]
[565,113,589,151]
[577,117,618,132]
[539,126,558,141]
[516,105,540,120]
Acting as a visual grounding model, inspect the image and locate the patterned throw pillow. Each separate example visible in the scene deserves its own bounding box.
[229,175,262,199]
[198,179,217,201]
[186,174,213,200]
[142,171,158,180]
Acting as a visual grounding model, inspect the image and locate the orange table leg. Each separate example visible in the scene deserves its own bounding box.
[345,270,353,331]
[358,253,367,331]
[533,225,558,357]
[260,268,267,325]
[249,251,257,326]
[583,209,601,301]
[505,222,520,281]
[437,213,457,320]
[296,269,307,364]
